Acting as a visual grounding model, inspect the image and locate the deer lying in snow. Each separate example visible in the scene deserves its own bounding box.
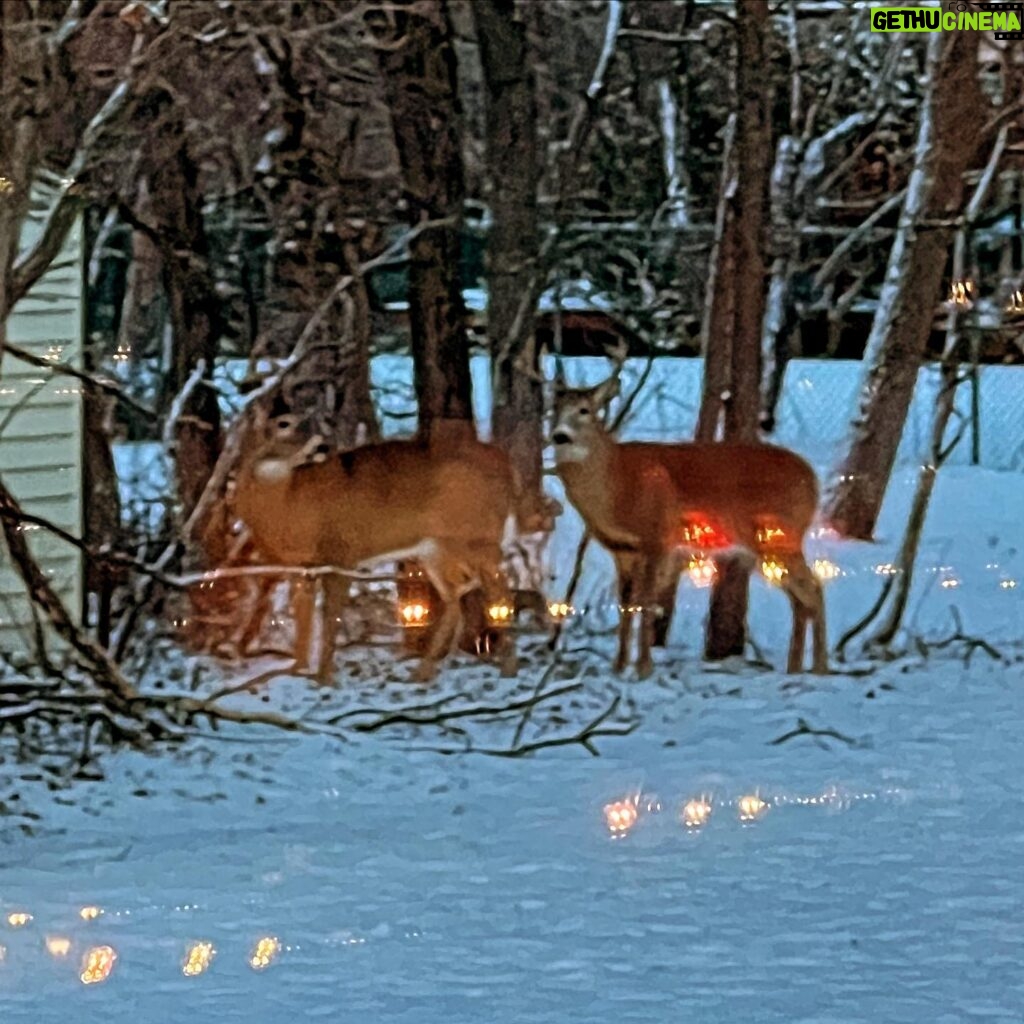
[550,369,827,678]
[233,411,521,682]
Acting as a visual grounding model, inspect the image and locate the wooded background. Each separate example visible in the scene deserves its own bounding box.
[2,0,1023,690]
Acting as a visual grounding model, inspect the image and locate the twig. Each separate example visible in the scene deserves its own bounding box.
[338,682,584,733]
[423,695,637,758]
[0,342,157,421]
[769,717,858,747]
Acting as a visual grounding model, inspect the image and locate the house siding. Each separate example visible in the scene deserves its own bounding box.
[0,180,84,654]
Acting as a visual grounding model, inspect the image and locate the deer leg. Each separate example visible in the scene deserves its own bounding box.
[413,555,473,683]
[290,575,317,674]
[613,554,636,674]
[314,572,347,684]
[783,590,808,673]
[782,553,828,675]
[652,549,683,648]
[636,555,663,680]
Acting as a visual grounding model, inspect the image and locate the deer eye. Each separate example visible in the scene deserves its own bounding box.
[578,406,590,417]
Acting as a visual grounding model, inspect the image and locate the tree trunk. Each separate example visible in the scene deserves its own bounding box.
[81,384,124,648]
[696,0,772,661]
[252,30,381,449]
[146,118,223,532]
[474,0,544,520]
[695,113,737,443]
[823,30,983,540]
[376,0,474,443]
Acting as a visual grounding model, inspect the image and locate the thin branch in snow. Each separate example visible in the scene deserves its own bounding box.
[769,717,858,748]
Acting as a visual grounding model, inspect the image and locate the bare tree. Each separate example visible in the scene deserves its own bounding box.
[374,0,474,443]
[249,17,383,449]
[693,0,772,661]
[823,29,985,540]
[474,0,545,520]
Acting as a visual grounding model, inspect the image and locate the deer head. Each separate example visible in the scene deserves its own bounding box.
[549,340,628,465]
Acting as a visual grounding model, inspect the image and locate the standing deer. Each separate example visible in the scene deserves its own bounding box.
[550,365,827,678]
[234,411,520,682]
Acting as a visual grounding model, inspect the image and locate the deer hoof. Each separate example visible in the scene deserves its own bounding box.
[411,660,439,684]
[636,658,654,680]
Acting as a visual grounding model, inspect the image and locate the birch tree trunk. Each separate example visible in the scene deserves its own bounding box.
[823,30,984,540]
[377,0,474,443]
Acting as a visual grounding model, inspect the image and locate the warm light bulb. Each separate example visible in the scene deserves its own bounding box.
[487,603,512,623]
[183,941,216,977]
[249,936,280,971]
[737,794,767,822]
[682,798,712,829]
[79,906,102,921]
[812,558,840,581]
[6,912,32,928]
[603,799,639,835]
[80,945,117,985]
[46,936,72,957]
[687,555,716,588]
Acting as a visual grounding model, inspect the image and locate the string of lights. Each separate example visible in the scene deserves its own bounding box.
[0,904,424,986]
[603,783,909,837]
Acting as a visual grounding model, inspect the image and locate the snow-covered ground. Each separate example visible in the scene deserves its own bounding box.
[5,362,1023,1022]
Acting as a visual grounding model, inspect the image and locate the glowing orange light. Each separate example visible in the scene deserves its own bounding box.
[79,906,102,921]
[547,601,574,620]
[756,525,786,546]
[760,558,787,585]
[682,797,712,829]
[812,558,841,582]
[249,936,280,971]
[183,941,216,977]
[738,794,767,822]
[6,912,32,928]
[680,516,726,549]
[603,799,639,835]
[399,602,429,627]
[686,554,717,588]
[46,936,72,957]
[80,945,117,985]
[486,603,513,624]
[948,279,974,308]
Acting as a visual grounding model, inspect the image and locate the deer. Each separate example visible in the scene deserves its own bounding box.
[232,408,522,683]
[550,356,827,679]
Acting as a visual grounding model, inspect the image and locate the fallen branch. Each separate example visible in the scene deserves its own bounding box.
[917,607,1003,665]
[769,717,858,747]
[0,476,138,709]
[426,695,637,758]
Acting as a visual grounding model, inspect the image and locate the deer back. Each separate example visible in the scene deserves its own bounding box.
[235,431,517,571]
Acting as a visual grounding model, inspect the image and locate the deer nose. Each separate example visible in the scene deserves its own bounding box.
[552,429,572,446]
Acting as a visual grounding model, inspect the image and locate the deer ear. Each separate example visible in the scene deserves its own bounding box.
[592,375,621,409]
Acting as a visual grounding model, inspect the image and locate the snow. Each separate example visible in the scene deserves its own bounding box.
[11,360,1023,1022]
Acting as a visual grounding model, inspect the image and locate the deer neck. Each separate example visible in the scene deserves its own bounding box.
[557,437,632,545]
